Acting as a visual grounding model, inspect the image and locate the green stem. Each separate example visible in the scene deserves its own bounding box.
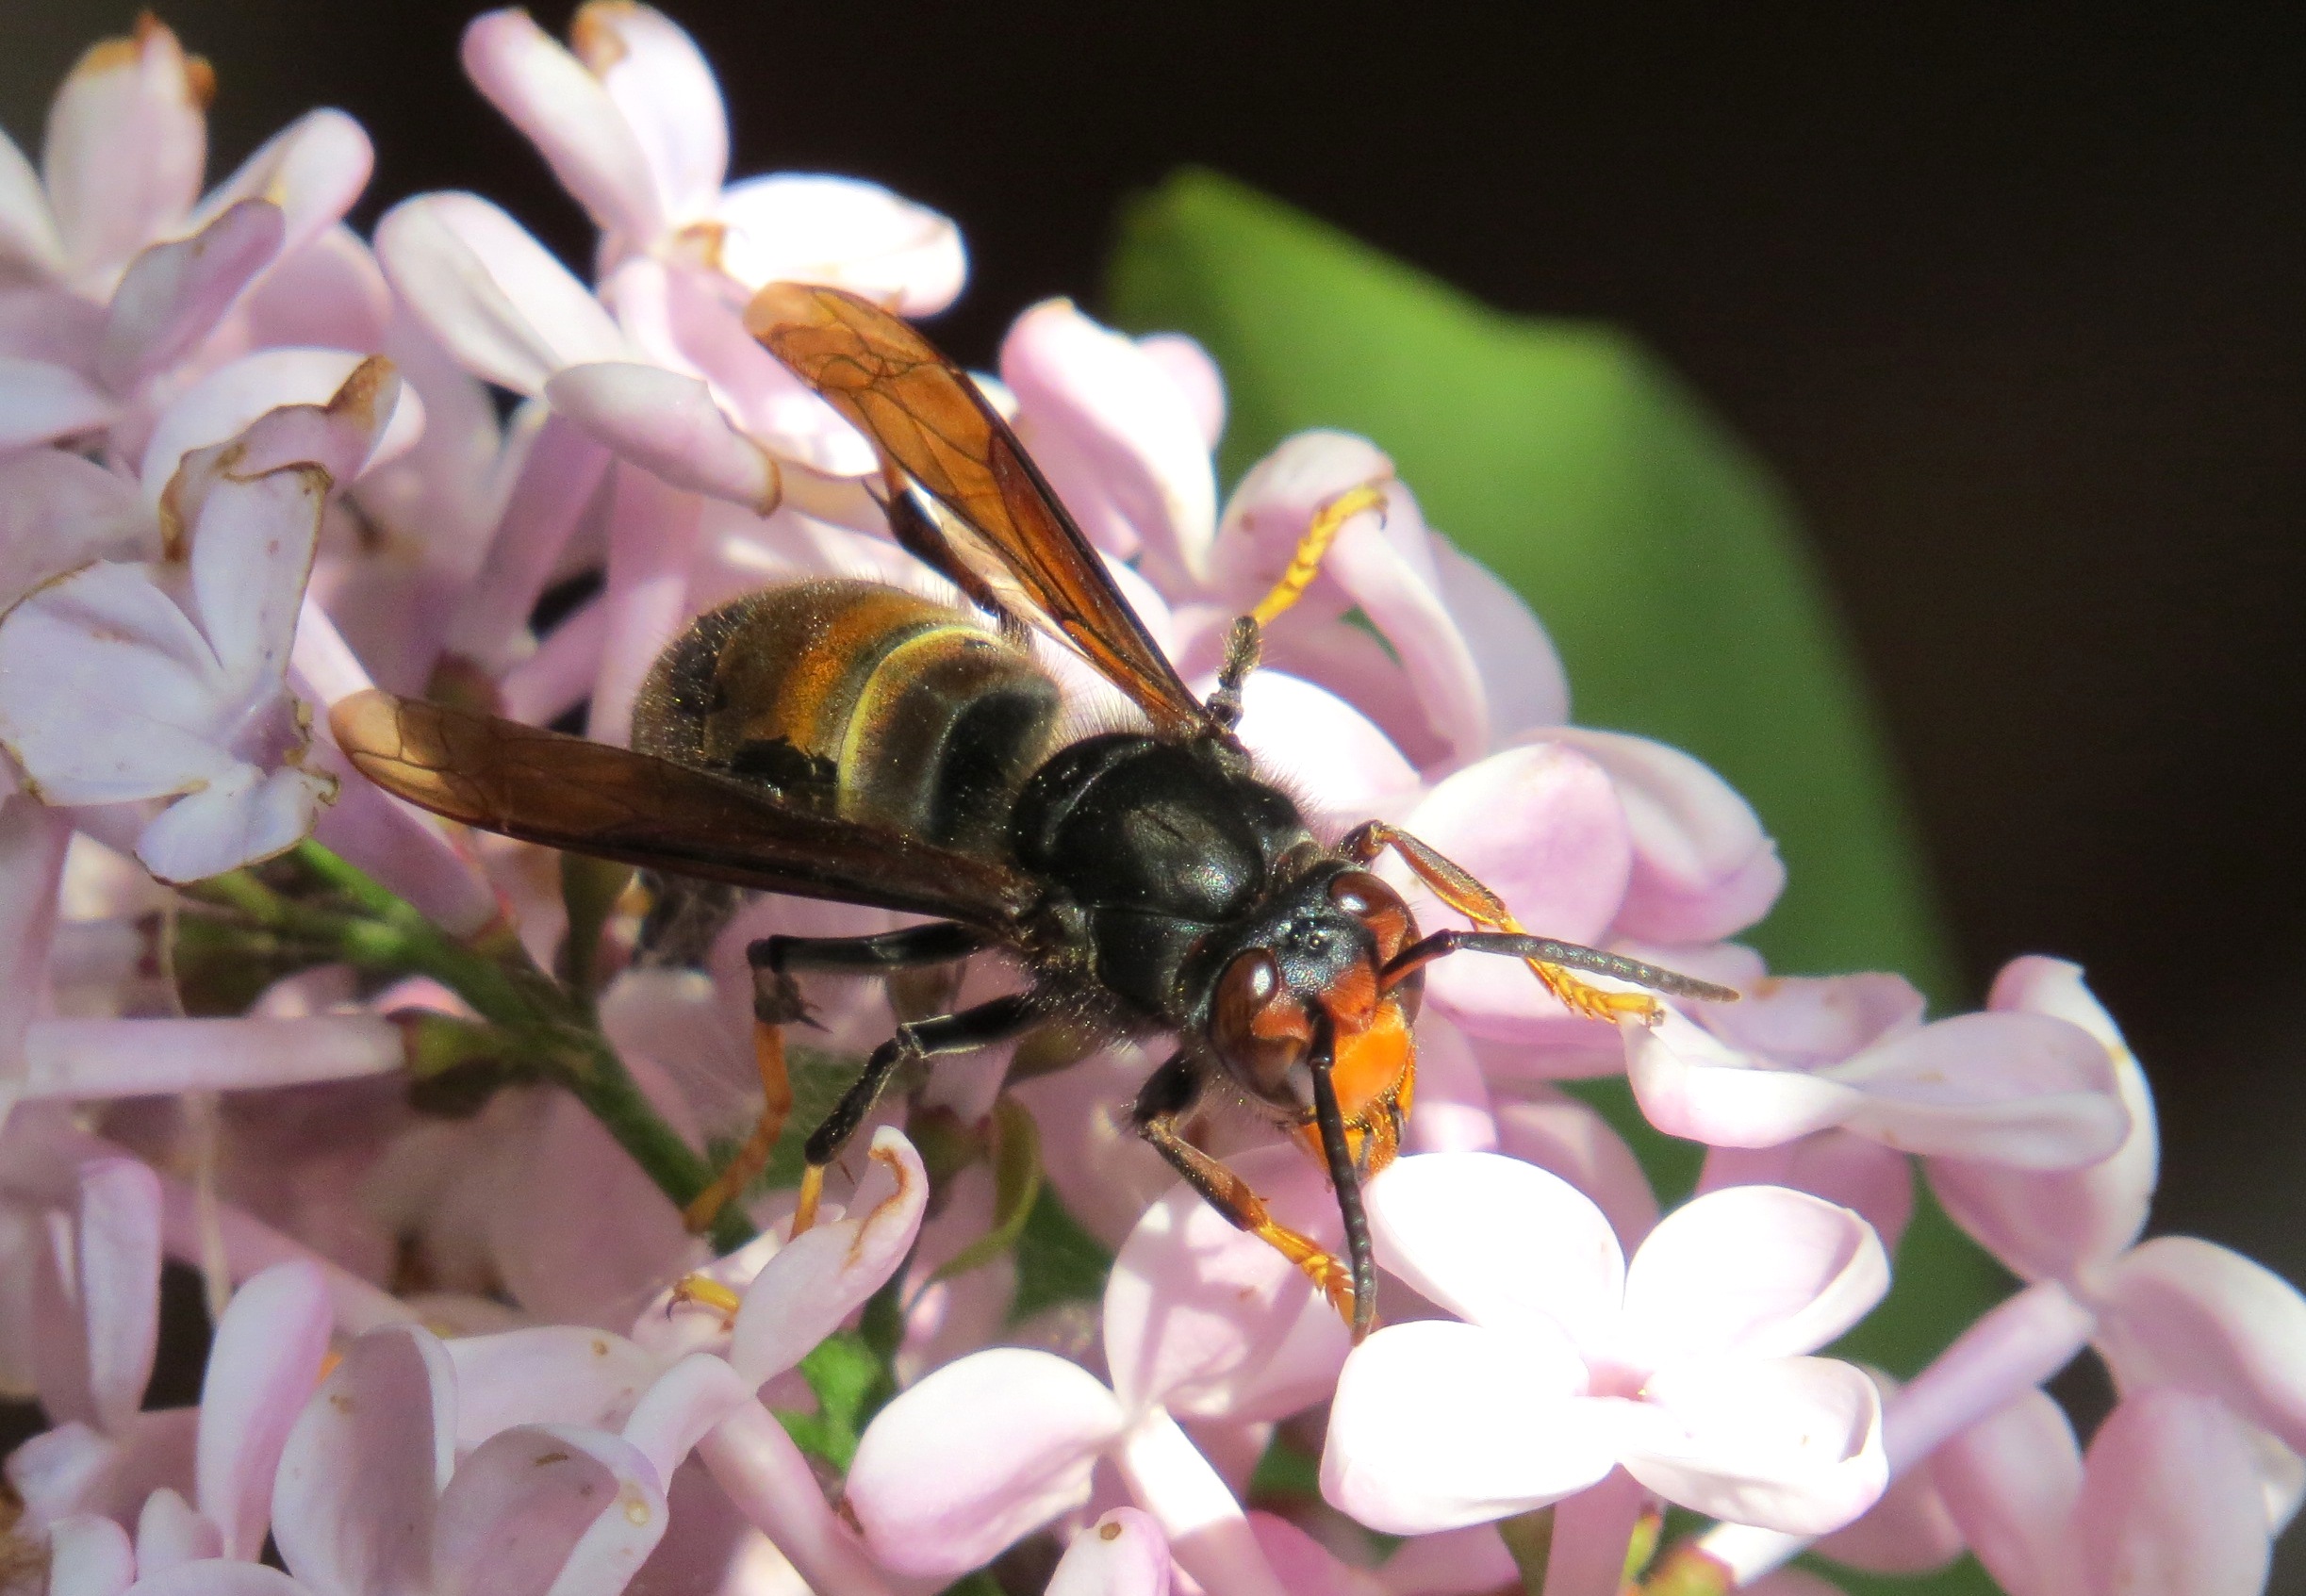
[194,847,755,1255]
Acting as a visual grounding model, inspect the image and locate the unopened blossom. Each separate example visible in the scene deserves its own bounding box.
[1325,1153,1888,1538]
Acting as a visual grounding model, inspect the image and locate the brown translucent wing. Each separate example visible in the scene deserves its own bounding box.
[331,690,1039,930]
[747,283,1210,737]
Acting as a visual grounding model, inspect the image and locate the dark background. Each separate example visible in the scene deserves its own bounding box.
[8,0,2305,1578]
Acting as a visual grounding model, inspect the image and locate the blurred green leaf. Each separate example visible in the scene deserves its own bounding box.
[1106,170,2001,1595]
[935,1095,1046,1282]
[1011,1181,1114,1324]
[777,1329,892,1472]
[1108,168,1955,1007]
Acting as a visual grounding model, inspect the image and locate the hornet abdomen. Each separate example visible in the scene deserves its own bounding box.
[633,580,1062,856]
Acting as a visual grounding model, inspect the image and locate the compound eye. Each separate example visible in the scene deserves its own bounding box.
[1211,949,1311,1102]
[1328,869,1416,962]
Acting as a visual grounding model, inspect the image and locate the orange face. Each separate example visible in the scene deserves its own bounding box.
[1209,869,1422,1178]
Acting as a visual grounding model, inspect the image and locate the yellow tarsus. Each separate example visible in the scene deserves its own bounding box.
[1249,483,1388,627]
[790,1162,826,1237]
[669,1273,743,1325]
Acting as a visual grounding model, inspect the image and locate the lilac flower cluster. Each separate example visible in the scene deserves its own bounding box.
[0,10,2298,1596]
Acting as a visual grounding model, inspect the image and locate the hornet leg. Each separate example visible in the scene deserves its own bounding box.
[1131,1048,1377,1341]
[1341,820,1736,1023]
[790,990,1045,1235]
[682,921,995,1235]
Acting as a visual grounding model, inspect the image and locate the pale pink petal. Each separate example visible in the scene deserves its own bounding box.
[728,1127,926,1384]
[1426,535,1568,742]
[25,1015,401,1099]
[1321,1319,1616,1534]
[1374,1524,1519,1596]
[1320,507,1487,762]
[1365,1152,1623,1353]
[1012,1040,1182,1252]
[1112,1411,1285,1596]
[76,1157,162,1436]
[496,597,606,726]
[1403,1016,1499,1156]
[1003,298,1215,582]
[1627,1009,1857,1148]
[0,798,70,1107]
[571,3,728,220]
[696,1401,894,1596]
[1623,1357,1885,1534]
[0,127,63,278]
[545,361,778,512]
[1929,1388,2079,1596]
[189,110,373,262]
[0,450,149,602]
[1927,957,2156,1282]
[42,20,206,282]
[1698,1133,1915,1255]
[711,173,964,314]
[2075,1388,2272,1596]
[1104,1147,1348,1422]
[135,1488,222,1573]
[1214,433,1485,757]
[1134,333,1224,452]
[1540,729,1784,944]
[846,1348,1127,1578]
[2094,1235,2306,1455]
[0,355,119,448]
[484,1090,696,1329]
[0,284,105,368]
[1880,1279,2097,1483]
[586,461,703,747]
[134,765,335,883]
[272,1325,455,1596]
[237,225,395,357]
[1622,1185,1886,1365]
[195,1261,333,1561]
[618,1353,753,1486]
[374,193,630,395]
[442,410,612,668]
[1811,1439,1964,1574]
[99,200,287,393]
[444,1326,663,1450]
[1707,971,1923,1064]
[462,10,662,245]
[49,1513,135,1596]
[1541,1469,1649,1596]
[1229,670,1422,831]
[1397,745,1635,1038]
[433,1423,667,1596]
[1830,1011,2127,1167]
[1493,1091,1657,1250]
[124,1564,307,1596]
[7,1423,122,1527]
[1050,1506,1173,1596]
[140,350,417,510]
[599,256,877,476]
[185,461,328,696]
[0,561,240,803]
